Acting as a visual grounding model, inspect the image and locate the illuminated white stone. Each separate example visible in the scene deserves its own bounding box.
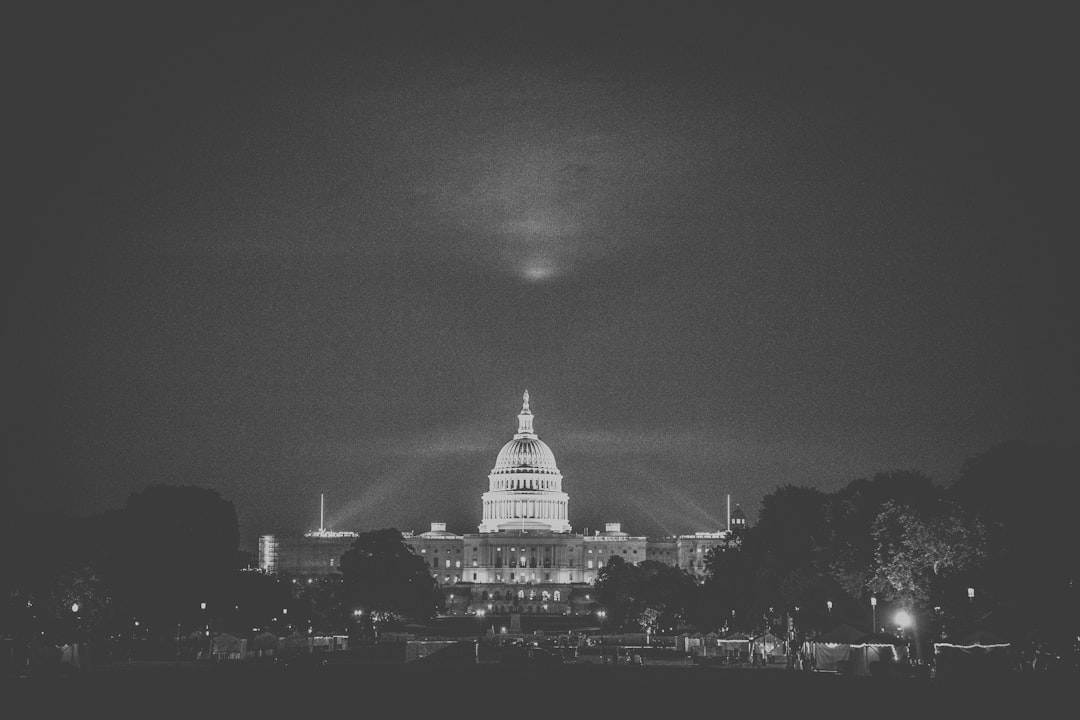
[478,391,570,533]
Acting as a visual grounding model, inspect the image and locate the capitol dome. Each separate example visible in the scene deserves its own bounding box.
[478,391,571,534]
[492,436,560,474]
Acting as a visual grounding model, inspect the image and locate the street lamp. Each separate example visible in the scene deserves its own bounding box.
[597,609,607,645]
[870,597,877,632]
[967,587,975,604]
[826,600,833,615]
[894,609,919,664]
[475,609,486,663]
[200,602,213,661]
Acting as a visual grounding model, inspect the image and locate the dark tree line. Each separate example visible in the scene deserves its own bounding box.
[1,486,440,665]
[591,441,1076,665]
[3,441,1074,666]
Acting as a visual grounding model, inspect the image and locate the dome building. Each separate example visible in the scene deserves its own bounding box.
[260,391,746,619]
[479,390,570,533]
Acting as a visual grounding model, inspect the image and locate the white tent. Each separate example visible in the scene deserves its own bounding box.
[933,630,1012,680]
[750,632,787,664]
[715,631,751,660]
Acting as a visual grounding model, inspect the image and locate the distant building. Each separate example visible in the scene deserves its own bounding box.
[259,392,748,615]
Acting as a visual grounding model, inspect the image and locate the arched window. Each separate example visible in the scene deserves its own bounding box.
[553,591,561,602]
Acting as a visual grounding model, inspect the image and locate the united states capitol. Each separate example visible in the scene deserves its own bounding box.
[259,391,747,617]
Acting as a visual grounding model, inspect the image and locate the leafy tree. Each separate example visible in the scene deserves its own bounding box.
[594,555,636,630]
[823,471,940,598]
[701,542,755,632]
[338,529,441,627]
[595,557,698,633]
[752,485,829,565]
[736,485,841,631]
[868,499,988,657]
[948,441,1076,645]
[869,500,988,604]
[111,485,240,635]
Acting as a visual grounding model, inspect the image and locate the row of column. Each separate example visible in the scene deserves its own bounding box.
[492,477,558,491]
[485,498,567,520]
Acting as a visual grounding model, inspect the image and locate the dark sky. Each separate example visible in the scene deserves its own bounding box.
[9,2,1076,551]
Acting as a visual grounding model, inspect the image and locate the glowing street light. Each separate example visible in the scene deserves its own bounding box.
[870,597,877,632]
[597,609,607,644]
[967,587,975,603]
[826,600,833,614]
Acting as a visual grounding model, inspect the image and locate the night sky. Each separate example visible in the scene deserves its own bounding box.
[9,2,1075,551]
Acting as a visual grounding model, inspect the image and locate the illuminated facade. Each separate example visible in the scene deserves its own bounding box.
[259,392,748,615]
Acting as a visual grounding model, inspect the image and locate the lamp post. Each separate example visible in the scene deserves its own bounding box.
[967,587,975,604]
[895,609,918,664]
[597,609,606,645]
[826,600,833,615]
[200,602,213,661]
[69,603,81,671]
[870,597,877,633]
[475,609,486,663]
[353,609,364,643]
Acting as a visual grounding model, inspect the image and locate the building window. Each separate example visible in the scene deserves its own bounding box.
[587,560,594,569]
[553,591,561,601]
[455,560,461,568]
[473,573,477,581]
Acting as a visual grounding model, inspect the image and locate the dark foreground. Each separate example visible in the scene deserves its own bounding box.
[4,661,1075,719]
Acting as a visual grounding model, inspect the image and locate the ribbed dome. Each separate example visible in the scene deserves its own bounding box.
[492,436,559,473]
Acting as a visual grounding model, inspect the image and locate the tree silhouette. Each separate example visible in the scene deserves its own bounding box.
[338,528,441,626]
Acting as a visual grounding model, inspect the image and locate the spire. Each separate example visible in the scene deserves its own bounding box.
[516,390,535,437]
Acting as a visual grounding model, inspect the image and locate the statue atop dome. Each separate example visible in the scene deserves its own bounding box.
[516,389,535,437]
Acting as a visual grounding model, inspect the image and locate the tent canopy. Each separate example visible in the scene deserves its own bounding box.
[812,623,866,644]
[856,632,907,647]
